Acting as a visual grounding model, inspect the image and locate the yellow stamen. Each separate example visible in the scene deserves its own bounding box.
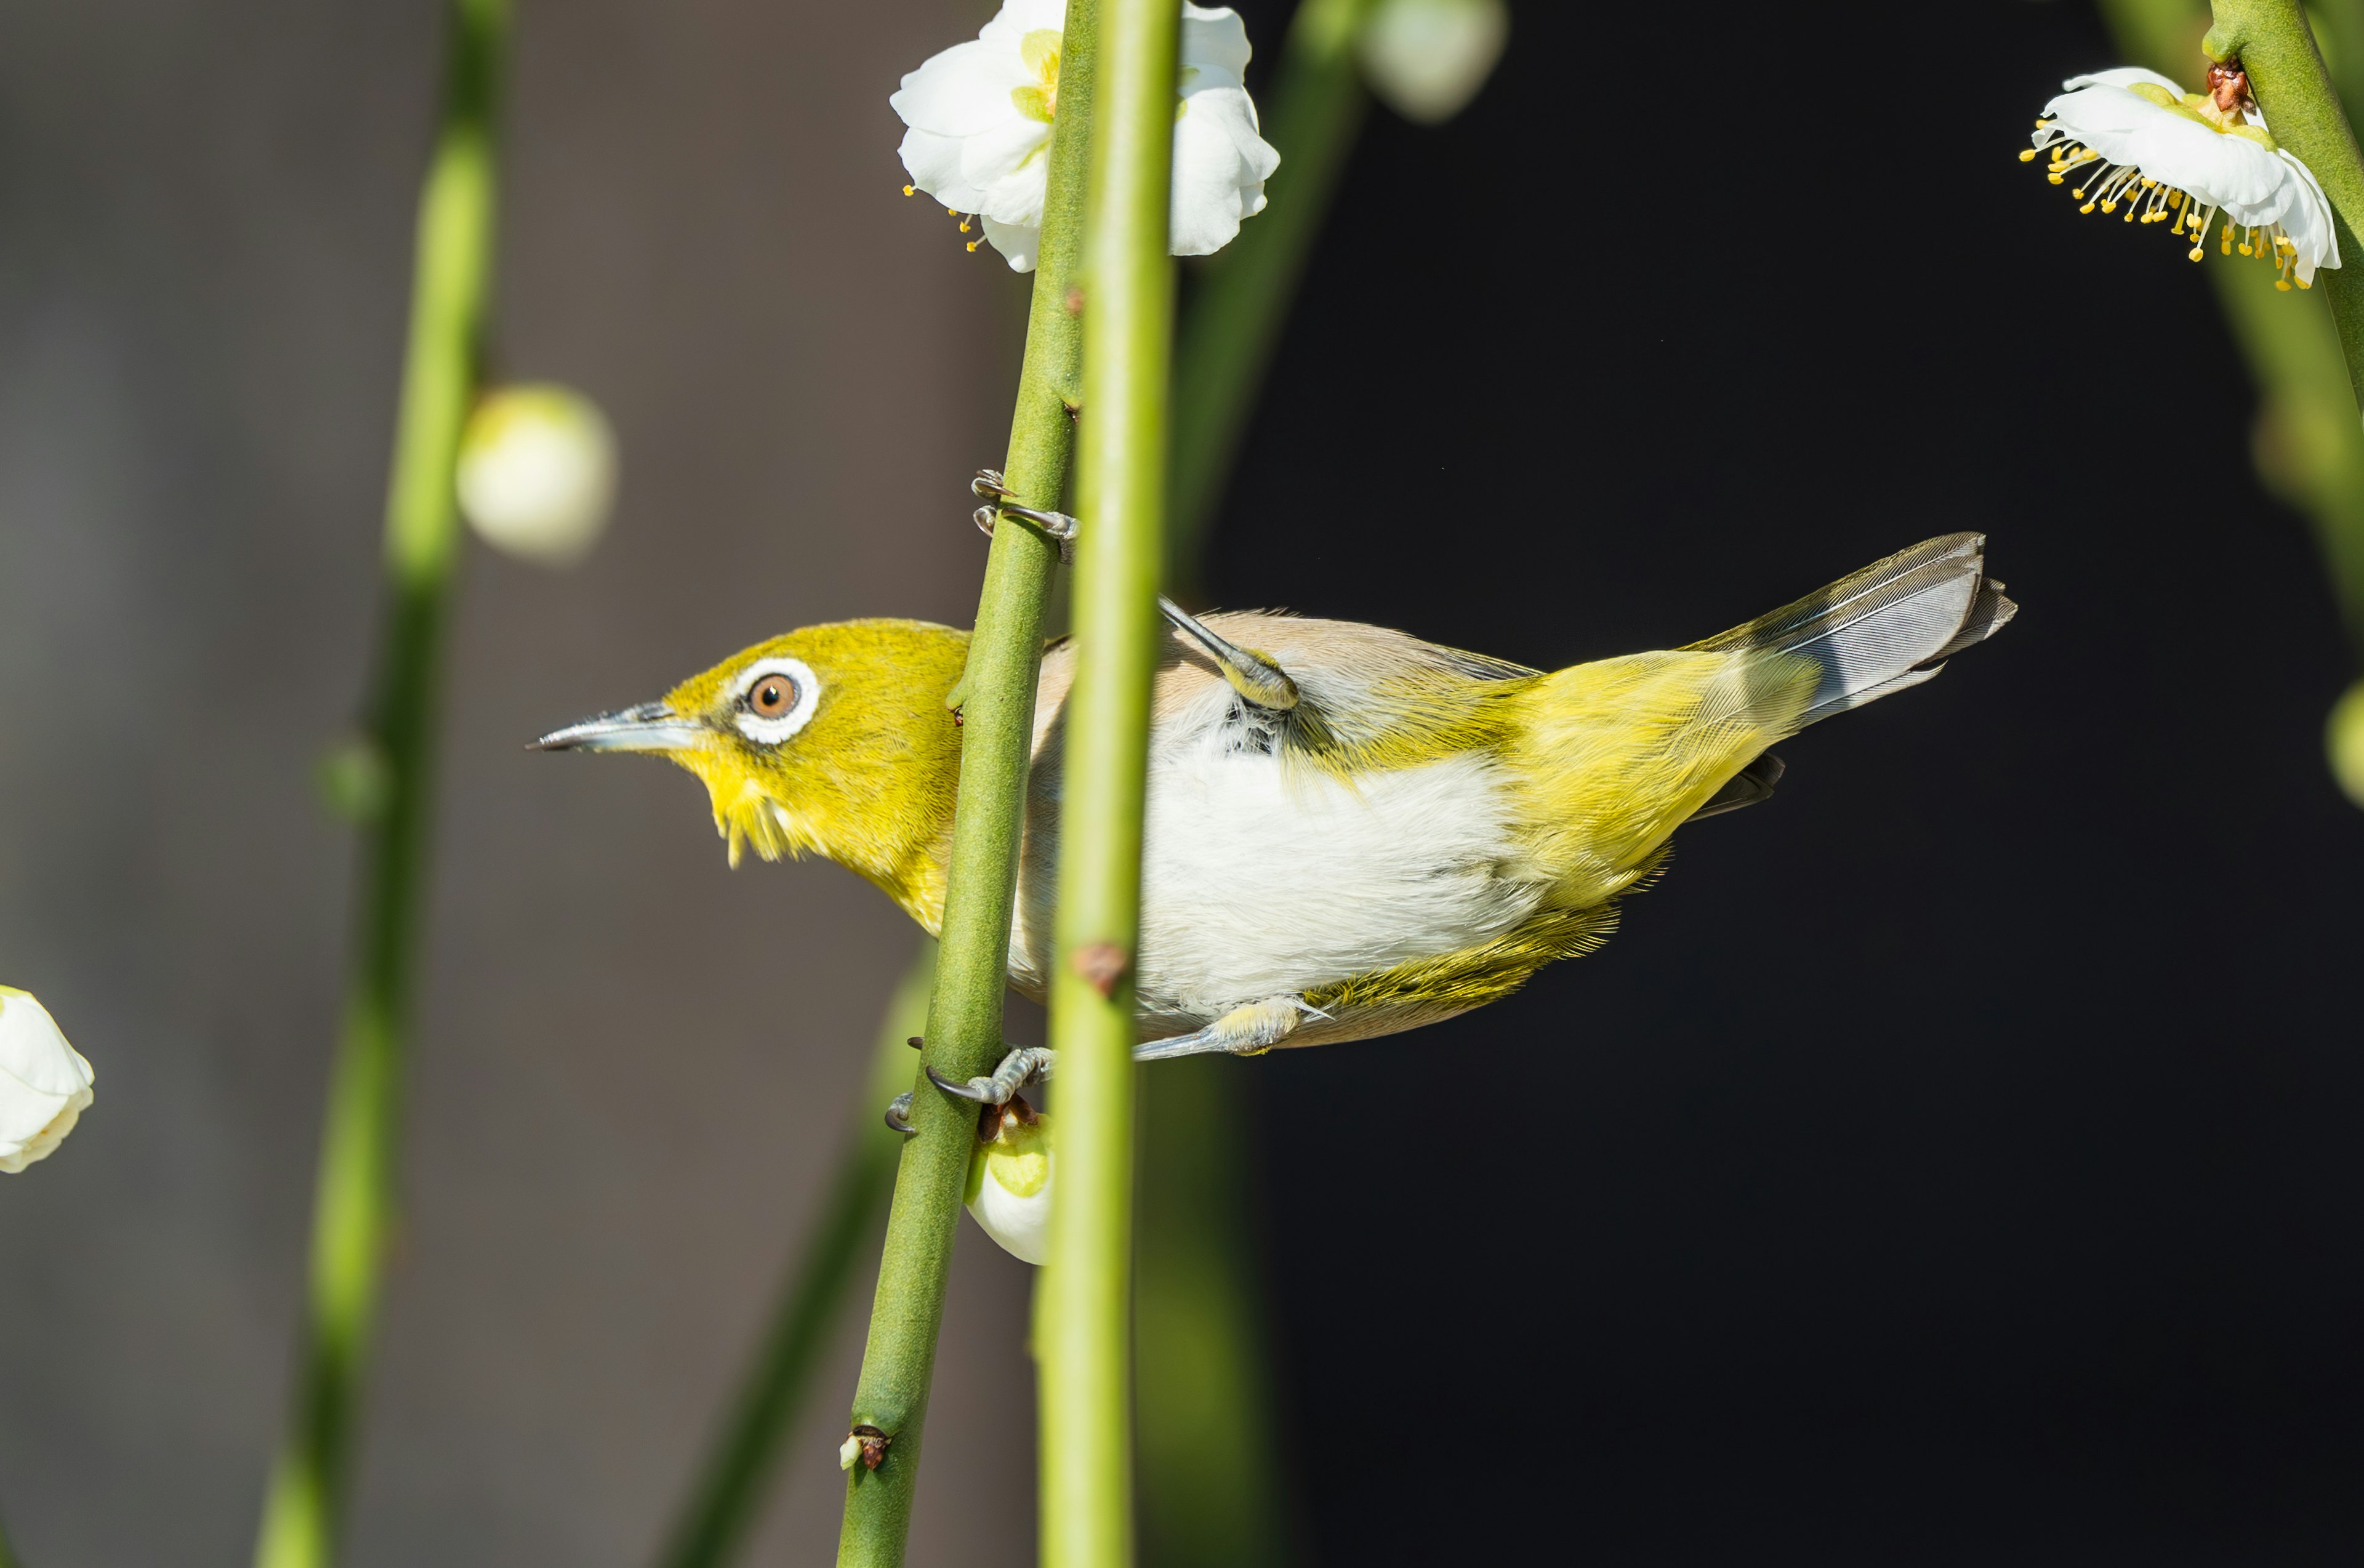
[903,184,915,196]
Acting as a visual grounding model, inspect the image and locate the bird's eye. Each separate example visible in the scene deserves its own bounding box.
[731,655,820,744]
[749,673,797,717]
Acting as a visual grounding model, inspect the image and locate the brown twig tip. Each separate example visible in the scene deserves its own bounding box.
[2206,60,2253,116]
[851,1424,892,1471]
[979,1093,1042,1141]
[1069,941,1130,998]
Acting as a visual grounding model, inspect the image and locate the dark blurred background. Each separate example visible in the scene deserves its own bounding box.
[2,0,2359,1564]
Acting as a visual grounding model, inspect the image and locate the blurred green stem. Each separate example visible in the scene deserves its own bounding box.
[1037,0,1179,1559]
[252,4,506,1566]
[1167,0,1377,596]
[2100,0,2364,643]
[833,5,1100,1564]
[1140,7,1387,1562]
[2205,0,2364,412]
[657,951,934,1568]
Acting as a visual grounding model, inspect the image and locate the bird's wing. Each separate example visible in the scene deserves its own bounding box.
[1146,610,1541,778]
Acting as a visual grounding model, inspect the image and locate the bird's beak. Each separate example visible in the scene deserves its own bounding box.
[529,701,705,754]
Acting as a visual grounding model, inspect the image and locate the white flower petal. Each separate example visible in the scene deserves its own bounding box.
[981,214,1042,271]
[1169,87,1279,255]
[1179,3,1254,84]
[0,990,94,1174]
[898,127,991,215]
[2277,150,2340,279]
[980,0,1069,49]
[2062,66,2188,96]
[890,39,1037,138]
[963,115,1055,225]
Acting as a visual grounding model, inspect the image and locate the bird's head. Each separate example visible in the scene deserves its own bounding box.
[534,618,971,925]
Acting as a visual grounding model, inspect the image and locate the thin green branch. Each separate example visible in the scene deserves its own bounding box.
[1165,0,1376,596]
[252,4,507,1565]
[832,6,1102,1563]
[2205,0,2364,409]
[657,949,934,1568]
[1038,0,1180,1561]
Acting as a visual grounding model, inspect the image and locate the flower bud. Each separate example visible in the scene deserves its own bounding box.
[2328,678,2364,810]
[1356,0,1509,126]
[456,385,618,566]
[0,987,94,1173]
[965,1100,1051,1265]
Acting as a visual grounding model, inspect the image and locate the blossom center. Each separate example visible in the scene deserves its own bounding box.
[1011,29,1060,123]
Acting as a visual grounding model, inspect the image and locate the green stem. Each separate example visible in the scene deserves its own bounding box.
[1039,0,1179,1561]
[252,4,505,1566]
[2206,0,2364,408]
[1165,0,1376,597]
[832,6,1101,1563]
[657,949,935,1568]
[1137,9,1383,1562]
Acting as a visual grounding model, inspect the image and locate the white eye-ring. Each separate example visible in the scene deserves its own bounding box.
[734,656,821,744]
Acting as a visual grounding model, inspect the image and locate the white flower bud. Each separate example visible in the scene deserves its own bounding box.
[1356,0,1508,126]
[965,1101,1052,1265]
[2328,678,2364,809]
[0,987,94,1173]
[456,385,618,566]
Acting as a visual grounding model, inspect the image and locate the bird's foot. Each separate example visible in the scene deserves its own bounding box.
[927,1045,1057,1106]
[1132,995,1321,1062]
[883,1091,917,1136]
[971,470,1077,564]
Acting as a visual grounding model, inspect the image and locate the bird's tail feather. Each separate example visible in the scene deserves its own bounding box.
[1686,532,2016,727]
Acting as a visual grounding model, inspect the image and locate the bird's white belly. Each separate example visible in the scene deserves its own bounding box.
[1011,737,1539,1024]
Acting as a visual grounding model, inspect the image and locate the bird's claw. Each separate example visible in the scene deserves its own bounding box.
[925,1045,1056,1106]
[971,470,1077,564]
[883,1091,917,1136]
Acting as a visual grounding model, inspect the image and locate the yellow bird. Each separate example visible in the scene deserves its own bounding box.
[536,518,2012,1115]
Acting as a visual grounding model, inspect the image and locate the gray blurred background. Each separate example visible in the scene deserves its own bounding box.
[0,0,1039,1562]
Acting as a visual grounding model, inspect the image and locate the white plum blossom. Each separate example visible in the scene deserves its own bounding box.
[456,385,618,566]
[1356,0,1509,126]
[0,987,94,1174]
[964,1101,1052,1264]
[2027,65,2338,290]
[891,0,1281,271]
